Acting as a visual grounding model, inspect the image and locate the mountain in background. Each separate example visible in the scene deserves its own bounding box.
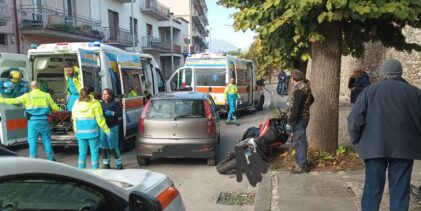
[208,39,242,53]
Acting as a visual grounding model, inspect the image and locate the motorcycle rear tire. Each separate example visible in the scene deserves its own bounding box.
[216,157,237,174]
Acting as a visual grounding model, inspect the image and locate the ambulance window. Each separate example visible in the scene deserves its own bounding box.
[169,72,179,91]
[196,68,225,86]
[237,68,249,86]
[141,60,152,90]
[107,67,122,96]
[156,69,165,92]
[121,68,143,97]
[82,66,102,98]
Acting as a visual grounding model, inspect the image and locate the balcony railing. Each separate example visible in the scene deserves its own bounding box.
[141,0,170,21]
[19,5,102,39]
[141,36,171,52]
[103,27,136,46]
[0,4,11,26]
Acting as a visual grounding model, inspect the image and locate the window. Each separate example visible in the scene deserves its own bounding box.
[82,66,102,99]
[146,24,153,36]
[236,68,249,86]
[0,34,7,45]
[196,68,226,86]
[0,177,114,211]
[130,17,138,43]
[108,10,119,41]
[169,71,179,91]
[121,68,144,97]
[64,0,74,16]
[155,68,165,92]
[146,99,205,119]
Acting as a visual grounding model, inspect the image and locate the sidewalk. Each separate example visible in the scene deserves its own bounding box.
[255,85,421,210]
[256,161,421,211]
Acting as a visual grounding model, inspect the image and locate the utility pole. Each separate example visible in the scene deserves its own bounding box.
[131,0,135,52]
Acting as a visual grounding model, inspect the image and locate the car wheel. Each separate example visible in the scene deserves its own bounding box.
[137,156,150,166]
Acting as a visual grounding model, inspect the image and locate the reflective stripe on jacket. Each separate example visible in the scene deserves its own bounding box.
[64,66,82,95]
[72,99,110,139]
[224,84,240,101]
[0,89,61,120]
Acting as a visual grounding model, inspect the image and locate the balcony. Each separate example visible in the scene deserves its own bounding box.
[141,0,170,21]
[141,36,171,52]
[19,5,102,40]
[173,44,181,53]
[0,3,11,26]
[103,27,137,47]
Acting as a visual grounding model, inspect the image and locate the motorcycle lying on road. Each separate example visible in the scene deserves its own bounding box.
[216,109,291,174]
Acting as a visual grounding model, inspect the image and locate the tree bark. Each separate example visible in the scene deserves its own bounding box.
[308,22,342,153]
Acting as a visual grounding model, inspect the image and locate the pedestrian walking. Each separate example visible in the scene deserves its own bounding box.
[0,81,62,160]
[224,77,241,126]
[348,66,370,103]
[64,62,82,112]
[100,88,123,169]
[286,70,314,174]
[348,58,421,211]
[277,70,287,96]
[72,87,110,169]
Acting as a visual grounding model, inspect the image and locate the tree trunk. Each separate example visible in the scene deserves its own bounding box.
[307,22,342,153]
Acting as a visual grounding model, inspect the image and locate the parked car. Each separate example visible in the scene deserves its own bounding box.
[0,152,185,211]
[136,92,220,166]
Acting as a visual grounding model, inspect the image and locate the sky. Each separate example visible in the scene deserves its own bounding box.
[206,0,255,50]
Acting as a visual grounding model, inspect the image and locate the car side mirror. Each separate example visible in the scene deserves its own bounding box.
[129,191,161,211]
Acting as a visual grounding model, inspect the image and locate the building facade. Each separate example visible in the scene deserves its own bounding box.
[159,0,209,54]
[0,0,17,53]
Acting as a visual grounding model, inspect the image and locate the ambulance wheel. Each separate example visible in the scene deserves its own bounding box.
[256,96,264,111]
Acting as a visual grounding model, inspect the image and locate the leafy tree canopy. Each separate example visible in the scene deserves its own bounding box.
[219,0,421,69]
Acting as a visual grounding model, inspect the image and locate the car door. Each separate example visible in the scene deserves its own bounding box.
[0,176,127,211]
[166,67,193,91]
[0,53,30,146]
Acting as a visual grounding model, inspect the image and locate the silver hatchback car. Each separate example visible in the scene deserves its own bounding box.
[136,92,220,166]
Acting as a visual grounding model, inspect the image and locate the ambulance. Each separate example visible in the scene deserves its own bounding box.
[167,53,265,112]
[27,42,166,150]
[0,53,29,146]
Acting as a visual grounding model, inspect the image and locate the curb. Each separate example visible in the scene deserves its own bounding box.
[254,168,272,211]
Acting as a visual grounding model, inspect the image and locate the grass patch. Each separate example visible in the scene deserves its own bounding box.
[271,145,364,171]
[216,192,256,206]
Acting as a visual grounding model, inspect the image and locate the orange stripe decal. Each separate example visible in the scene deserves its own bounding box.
[125,98,144,109]
[6,118,27,130]
[196,86,208,93]
[211,87,225,93]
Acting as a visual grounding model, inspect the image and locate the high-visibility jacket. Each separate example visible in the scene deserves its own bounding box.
[0,89,61,120]
[64,66,82,95]
[224,83,241,101]
[72,99,110,140]
[128,90,138,97]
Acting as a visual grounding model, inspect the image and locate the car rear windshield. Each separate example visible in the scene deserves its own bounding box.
[146,99,205,119]
[196,68,226,86]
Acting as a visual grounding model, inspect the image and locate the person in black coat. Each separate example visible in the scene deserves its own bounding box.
[348,67,370,103]
[100,88,123,169]
[347,59,421,211]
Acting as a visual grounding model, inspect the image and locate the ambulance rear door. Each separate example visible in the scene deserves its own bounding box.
[0,53,29,146]
[77,49,101,96]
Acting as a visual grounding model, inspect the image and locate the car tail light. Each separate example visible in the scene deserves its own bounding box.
[203,100,215,135]
[139,100,151,134]
[157,184,180,209]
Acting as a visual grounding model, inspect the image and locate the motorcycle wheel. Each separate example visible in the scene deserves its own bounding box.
[216,157,237,174]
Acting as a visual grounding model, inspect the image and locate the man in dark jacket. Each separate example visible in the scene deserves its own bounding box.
[348,58,421,211]
[348,67,370,103]
[286,69,314,174]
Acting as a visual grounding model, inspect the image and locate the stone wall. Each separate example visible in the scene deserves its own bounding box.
[340,27,421,98]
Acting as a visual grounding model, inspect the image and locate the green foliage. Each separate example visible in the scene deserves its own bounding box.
[240,38,282,79]
[218,0,421,68]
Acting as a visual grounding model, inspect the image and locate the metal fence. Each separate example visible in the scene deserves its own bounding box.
[143,0,170,19]
[142,35,171,52]
[103,27,136,46]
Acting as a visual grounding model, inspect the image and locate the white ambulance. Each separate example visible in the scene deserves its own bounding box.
[28,42,166,150]
[0,53,29,147]
[167,53,265,112]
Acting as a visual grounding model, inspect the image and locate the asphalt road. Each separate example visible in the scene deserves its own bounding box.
[13,86,285,210]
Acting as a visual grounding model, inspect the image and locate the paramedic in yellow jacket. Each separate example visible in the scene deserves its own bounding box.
[64,62,82,112]
[72,87,110,169]
[0,81,62,160]
[224,78,241,126]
